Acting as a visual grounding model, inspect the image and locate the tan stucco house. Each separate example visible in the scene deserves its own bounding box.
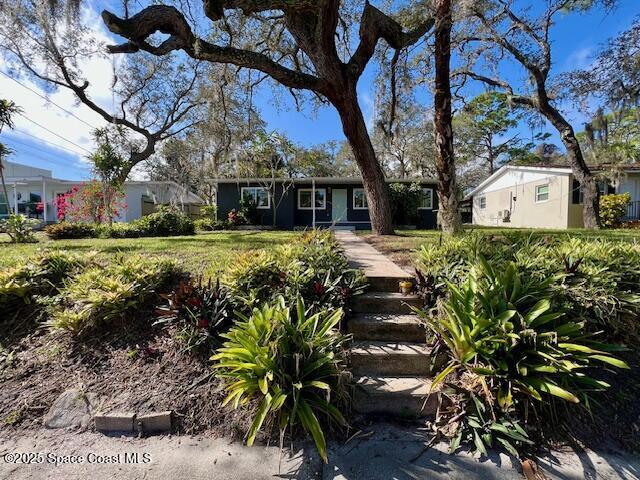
[465,165,640,229]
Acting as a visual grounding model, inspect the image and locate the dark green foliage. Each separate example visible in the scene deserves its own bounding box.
[45,221,96,239]
[212,297,349,463]
[239,197,259,225]
[136,205,195,237]
[155,277,231,353]
[45,206,195,239]
[388,182,422,226]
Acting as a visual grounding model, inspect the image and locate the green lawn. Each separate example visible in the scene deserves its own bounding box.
[0,231,300,275]
[359,226,640,268]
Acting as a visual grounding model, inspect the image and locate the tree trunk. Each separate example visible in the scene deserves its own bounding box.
[433,0,461,234]
[541,103,601,229]
[334,86,394,235]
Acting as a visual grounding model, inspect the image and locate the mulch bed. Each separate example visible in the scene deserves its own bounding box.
[0,314,251,437]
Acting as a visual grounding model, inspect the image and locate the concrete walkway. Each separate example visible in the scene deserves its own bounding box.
[334,231,410,281]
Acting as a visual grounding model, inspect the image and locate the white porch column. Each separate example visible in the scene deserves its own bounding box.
[42,177,48,222]
[312,179,316,229]
[13,183,18,215]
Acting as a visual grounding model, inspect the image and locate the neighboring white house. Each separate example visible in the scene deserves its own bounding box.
[0,160,204,222]
[465,165,640,229]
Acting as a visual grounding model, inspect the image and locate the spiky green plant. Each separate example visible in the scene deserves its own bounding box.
[212,297,349,463]
[415,256,629,456]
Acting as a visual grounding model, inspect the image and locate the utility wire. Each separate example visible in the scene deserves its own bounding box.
[0,70,99,130]
[16,112,93,154]
[8,129,88,156]
[3,136,90,170]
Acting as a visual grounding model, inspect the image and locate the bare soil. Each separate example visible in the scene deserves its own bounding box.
[0,312,251,438]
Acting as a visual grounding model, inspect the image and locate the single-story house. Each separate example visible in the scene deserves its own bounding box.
[0,160,204,223]
[465,164,639,229]
[216,177,439,230]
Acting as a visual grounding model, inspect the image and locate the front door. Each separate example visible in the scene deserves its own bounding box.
[332,189,348,223]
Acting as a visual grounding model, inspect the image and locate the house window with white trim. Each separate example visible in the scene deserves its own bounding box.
[241,187,270,209]
[0,192,8,216]
[419,188,433,210]
[298,188,326,210]
[535,184,549,203]
[353,188,368,209]
[479,196,487,209]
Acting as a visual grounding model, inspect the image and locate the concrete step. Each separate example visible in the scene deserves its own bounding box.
[350,341,431,376]
[352,292,422,314]
[366,275,413,293]
[348,314,426,342]
[354,376,441,417]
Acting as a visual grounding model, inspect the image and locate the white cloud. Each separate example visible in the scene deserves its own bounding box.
[564,46,594,72]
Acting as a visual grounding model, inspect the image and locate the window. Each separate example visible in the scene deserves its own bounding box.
[479,196,487,209]
[418,188,433,210]
[535,184,549,203]
[241,187,270,209]
[0,192,8,215]
[572,180,583,205]
[298,188,326,210]
[353,188,368,209]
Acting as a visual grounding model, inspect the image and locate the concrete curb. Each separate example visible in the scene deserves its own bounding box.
[94,411,173,435]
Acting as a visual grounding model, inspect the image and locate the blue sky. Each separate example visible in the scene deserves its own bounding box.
[1,1,638,181]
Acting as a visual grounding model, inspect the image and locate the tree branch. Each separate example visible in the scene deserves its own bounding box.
[456,70,536,107]
[102,6,326,93]
[204,0,318,21]
[348,2,434,78]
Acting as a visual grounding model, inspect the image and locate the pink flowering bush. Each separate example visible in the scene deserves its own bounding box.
[55,181,126,224]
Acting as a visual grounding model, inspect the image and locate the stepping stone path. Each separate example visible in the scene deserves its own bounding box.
[335,231,440,418]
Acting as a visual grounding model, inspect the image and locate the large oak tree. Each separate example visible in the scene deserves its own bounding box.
[0,1,204,185]
[100,1,435,235]
[457,0,616,229]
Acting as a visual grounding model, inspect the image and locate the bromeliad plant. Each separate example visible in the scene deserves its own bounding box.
[51,255,178,335]
[212,296,349,463]
[221,230,366,315]
[155,277,231,353]
[0,251,87,319]
[416,257,629,456]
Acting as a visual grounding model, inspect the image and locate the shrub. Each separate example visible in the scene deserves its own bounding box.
[51,255,178,335]
[194,218,215,231]
[155,277,231,353]
[416,233,640,344]
[0,214,39,243]
[46,206,196,239]
[600,193,631,228]
[388,182,422,226]
[201,204,217,220]
[212,297,349,462]
[415,258,628,456]
[239,197,259,224]
[45,222,96,240]
[0,251,87,318]
[221,230,365,313]
[195,218,231,231]
[136,205,195,237]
